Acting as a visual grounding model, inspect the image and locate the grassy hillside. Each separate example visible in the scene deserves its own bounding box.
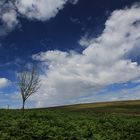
[0,100,140,140]
[48,100,140,115]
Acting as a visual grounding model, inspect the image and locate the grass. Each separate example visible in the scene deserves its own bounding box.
[0,100,140,140]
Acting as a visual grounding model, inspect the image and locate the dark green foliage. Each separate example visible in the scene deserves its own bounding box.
[0,105,140,140]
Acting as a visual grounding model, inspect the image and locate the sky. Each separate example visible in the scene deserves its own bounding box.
[0,0,140,108]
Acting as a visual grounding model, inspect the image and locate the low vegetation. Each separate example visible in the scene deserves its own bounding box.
[0,100,140,140]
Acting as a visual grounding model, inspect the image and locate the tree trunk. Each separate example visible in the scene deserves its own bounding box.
[22,100,25,114]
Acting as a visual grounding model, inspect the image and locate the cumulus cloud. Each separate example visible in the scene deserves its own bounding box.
[0,0,79,36]
[78,35,93,47]
[15,0,67,21]
[0,1,19,36]
[0,78,10,89]
[32,4,140,107]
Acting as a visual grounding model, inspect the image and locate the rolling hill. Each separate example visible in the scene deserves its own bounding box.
[0,100,140,139]
[46,100,140,115]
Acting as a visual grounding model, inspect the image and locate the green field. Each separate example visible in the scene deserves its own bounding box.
[0,100,140,140]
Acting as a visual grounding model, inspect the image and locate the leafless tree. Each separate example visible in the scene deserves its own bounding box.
[18,67,40,111]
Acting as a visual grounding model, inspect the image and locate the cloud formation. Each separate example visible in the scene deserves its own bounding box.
[0,0,79,36]
[33,4,140,107]
[0,78,10,89]
[15,0,68,21]
[0,1,19,36]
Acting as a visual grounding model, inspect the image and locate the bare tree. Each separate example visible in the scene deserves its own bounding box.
[18,67,40,111]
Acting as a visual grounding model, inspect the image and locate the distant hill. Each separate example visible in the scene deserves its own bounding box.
[46,100,140,115]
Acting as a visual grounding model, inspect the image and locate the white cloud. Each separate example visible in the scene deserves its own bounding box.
[131,78,140,83]
[15,0,68,21]
[0,1,19,36]
[0,0,79,36]
[2,10,18,29]
[0,78,10,89]
[32,4,140,107]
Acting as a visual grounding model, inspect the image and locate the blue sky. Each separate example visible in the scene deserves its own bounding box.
[0,0,140,108]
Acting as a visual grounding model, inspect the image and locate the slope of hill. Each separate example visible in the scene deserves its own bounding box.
[47,100,140,115]
[0,100,140,140]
